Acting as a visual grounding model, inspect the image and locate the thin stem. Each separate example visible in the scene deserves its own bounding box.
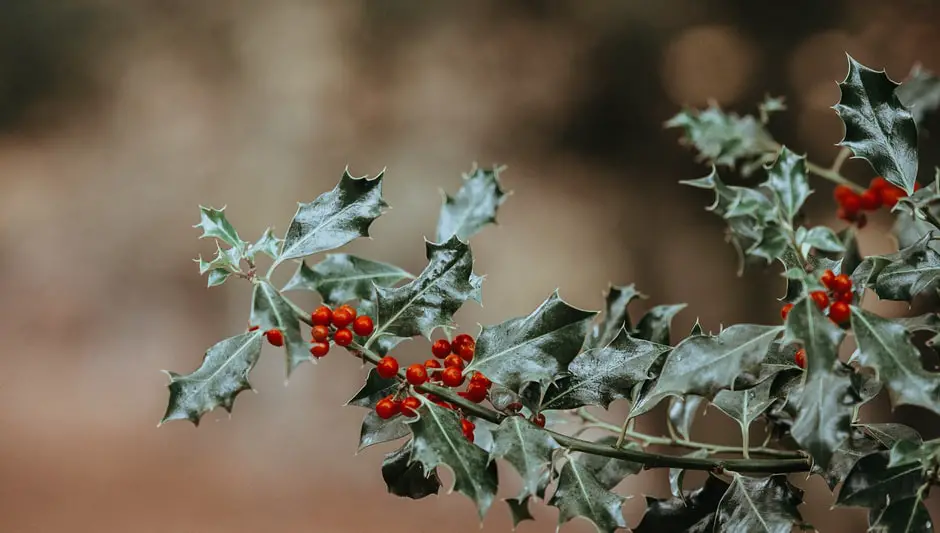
[831,147,851,173]
[804,160,863,192]
[741,424,750,459]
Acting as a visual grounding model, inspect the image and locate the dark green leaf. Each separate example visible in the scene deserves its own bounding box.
[668,395,704,441]
[888,439,931,468]
[897,64,940,124]
[863,234,940,301]
[798,225,845,255]
[548,457,627,533]
[381,439,441,499]
[669,449,710,502]
[247,228,281,260]
[488,416,559,496]
[631,324,783,417]
[282,254,412,305]
[635,475,730,533]
[715,474,804,533]
[346,368,399,409]
[836,451,924,508]
[666,105,777,173]
[635,303,687,345]
[746,223,790,263]
[762,146,810,223]
[585,284,646,349]
[869,492,933,533]
[194,205,246,249]
[542,329,671,410]
[250,281,309,376]
[436,165,508,242]
[409,401,499,519]
[814,427,882,490]
[161,331,263,425]
[467,291,596,393]
[861,423,924,449]
[369,237,481,342]
[358,410,408,451]
[574,436,643,490]
[711,378,777,430]
[506,495,535,530]
[834,55,919,194]
[275,170,387,265]
[851,306,940,413]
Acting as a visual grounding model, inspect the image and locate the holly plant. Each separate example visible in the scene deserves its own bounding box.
[162,55,940,532]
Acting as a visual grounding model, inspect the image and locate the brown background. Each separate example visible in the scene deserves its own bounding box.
[2,1,940,531]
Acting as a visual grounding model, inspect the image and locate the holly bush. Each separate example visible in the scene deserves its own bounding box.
[161,54,940,532]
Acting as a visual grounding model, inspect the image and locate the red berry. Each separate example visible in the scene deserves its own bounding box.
[859,189,882,210]
[794,349,806,369]
[375,396,400,419]
[465,382,488,403]
[376,356,399,379]
[829,301,851,324]
[810,290,830,310]
[441,366,464,387]
[870,177,889,191]
[434,400,454,410]
[531,413,546,428]
[461,418,475,440]
[881,187,905,208]
[464,430,475,443]
[458,342,475,362]
[840,192,862,215]
[469,371,492,389]
[332,307,354,328]
[452,334,474,353]
[425,359,443,380]
[834,185,855,203]
[444,354,464,369]
[831,274,852,294]
[506,402,523,413]
[310,341,330,358]
[781,303,794,320]
[401,396,421,417]
[248,325,260,332]
[431,339,452,359]
[914,181,922,191]
[264,329,284,347]
[352,315,374,336]
[333,328,353,347]
[311,306,333,326]
[837,207,855,222]
[406,364,429,386]
[836,290,853,304]
[820,270,836,289]
[311,325,330,342]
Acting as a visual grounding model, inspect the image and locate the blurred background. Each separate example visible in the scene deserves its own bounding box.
[2,0,940,531]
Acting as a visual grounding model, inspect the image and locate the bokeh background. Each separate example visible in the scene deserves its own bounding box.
[3,0,940,531]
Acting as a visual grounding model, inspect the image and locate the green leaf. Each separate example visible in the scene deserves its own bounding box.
[347,368,399,408]
[869,492,932,533]
[542,329,671,410]
[247,228,281,260]
[584,284,646,349]
[861,423,923,449]
[275,170,387,266]
[370,236,481,342]
[194,205,246,249]
[436,165,509,242]
[759,95,787,123]
[635,475,730,533]
[630,324,783,417]
[408,401,499,519]
[635,303,687,345]
[711,378,777,431]
[762,146,810,223]
[798,225,845,255]
[196,242,241,287]
[467,291,596,393]
[160,331,263,425]
[574,436,643,490]
[814,427,882,490]
[897,64,940,124]
[668,395,704,440]
[381,439,441,499]
[282,254,413,305]
[355,298,409,355]
[746,223,790,263]
[666,105,777,173]
[668,449,710,502]
[358,410,408,451]
[715,474,804,533]
[548,457,627,533]
[836,451,924,509]
[506,495,535,530]
[250,281,309,376]
[488,416,558,496]
[207,269,231,287]
[851,306,940,414]
[834,55,919,194]
[856,233,940,302]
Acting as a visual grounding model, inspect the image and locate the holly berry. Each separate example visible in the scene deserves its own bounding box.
[333,328,353,347]
[810,290,830,310]
[401,396,421,417]
[310,341,330,358]
[406,364,429,386]
[859,188,882,210]
[441,366,464,387]
[831,274,852,294]
[376,356,399,379]
[375,396,400,420]
[506,402,523,413]
[353,315,374,337]
[794,349,806,369]
[840,192,862,216]
[469,371,492,390]
[431,339,452,359]
[829,301,851,324]
[835,290,853,304]
[464,382,488,403]
[425,359,443,380]
[781,303,794,320]
[870,177,889,191]
[311,306,333,326]
[264,329,284,347]
[531,413,546,428]
[820,269,835,289]
[457,342,475,362]
[248,325,260,332]
[833,185,855,203]
[460,418,475,441]
[311,325,330,343]
[332,306,355,329]
[452,334,474,353]
[444,354,464,369]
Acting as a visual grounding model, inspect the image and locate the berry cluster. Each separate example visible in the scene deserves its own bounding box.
[248,304,375,359]
[373,334,494,441]
[780,269,854,369]
[834,177,920,227]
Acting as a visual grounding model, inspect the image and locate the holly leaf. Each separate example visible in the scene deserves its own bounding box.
[666,105,777,174]
[635,303,687,345]
[467,291,596,393]
[861,423,923,449]
[635,475,730,533]
[897,64,940,124]
[358,410,409,451]
[408,401,499,519]
[668,449,710,502]
[250,281,309,376]
[370,236,481,341]
[836,451,924,509]
[574,436,643,490]
[541,329,671,410]
[347,368,399,409]
[762,146,810,223]
[488,416,558,496]
[194,205,246,249]
[711,378,777,431]
[381,439,441,499]
[668,395,704,441]
[797,225,845,255]
[851,306,940,414]
[714,474,804,533]
[247,228,281,260]
[283,254,413,305]
[584,284,646,349]
[869,492,932,533]
[275,170,387,266]
[630,324,783,417]
[160,331,263,425]
[436,165,509,242]
[506,495,535,530]
[814,427,882,490]
[195,242,241,287]
[834,55,918,194]
[548,457,627,533]
[355,298,409,355]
